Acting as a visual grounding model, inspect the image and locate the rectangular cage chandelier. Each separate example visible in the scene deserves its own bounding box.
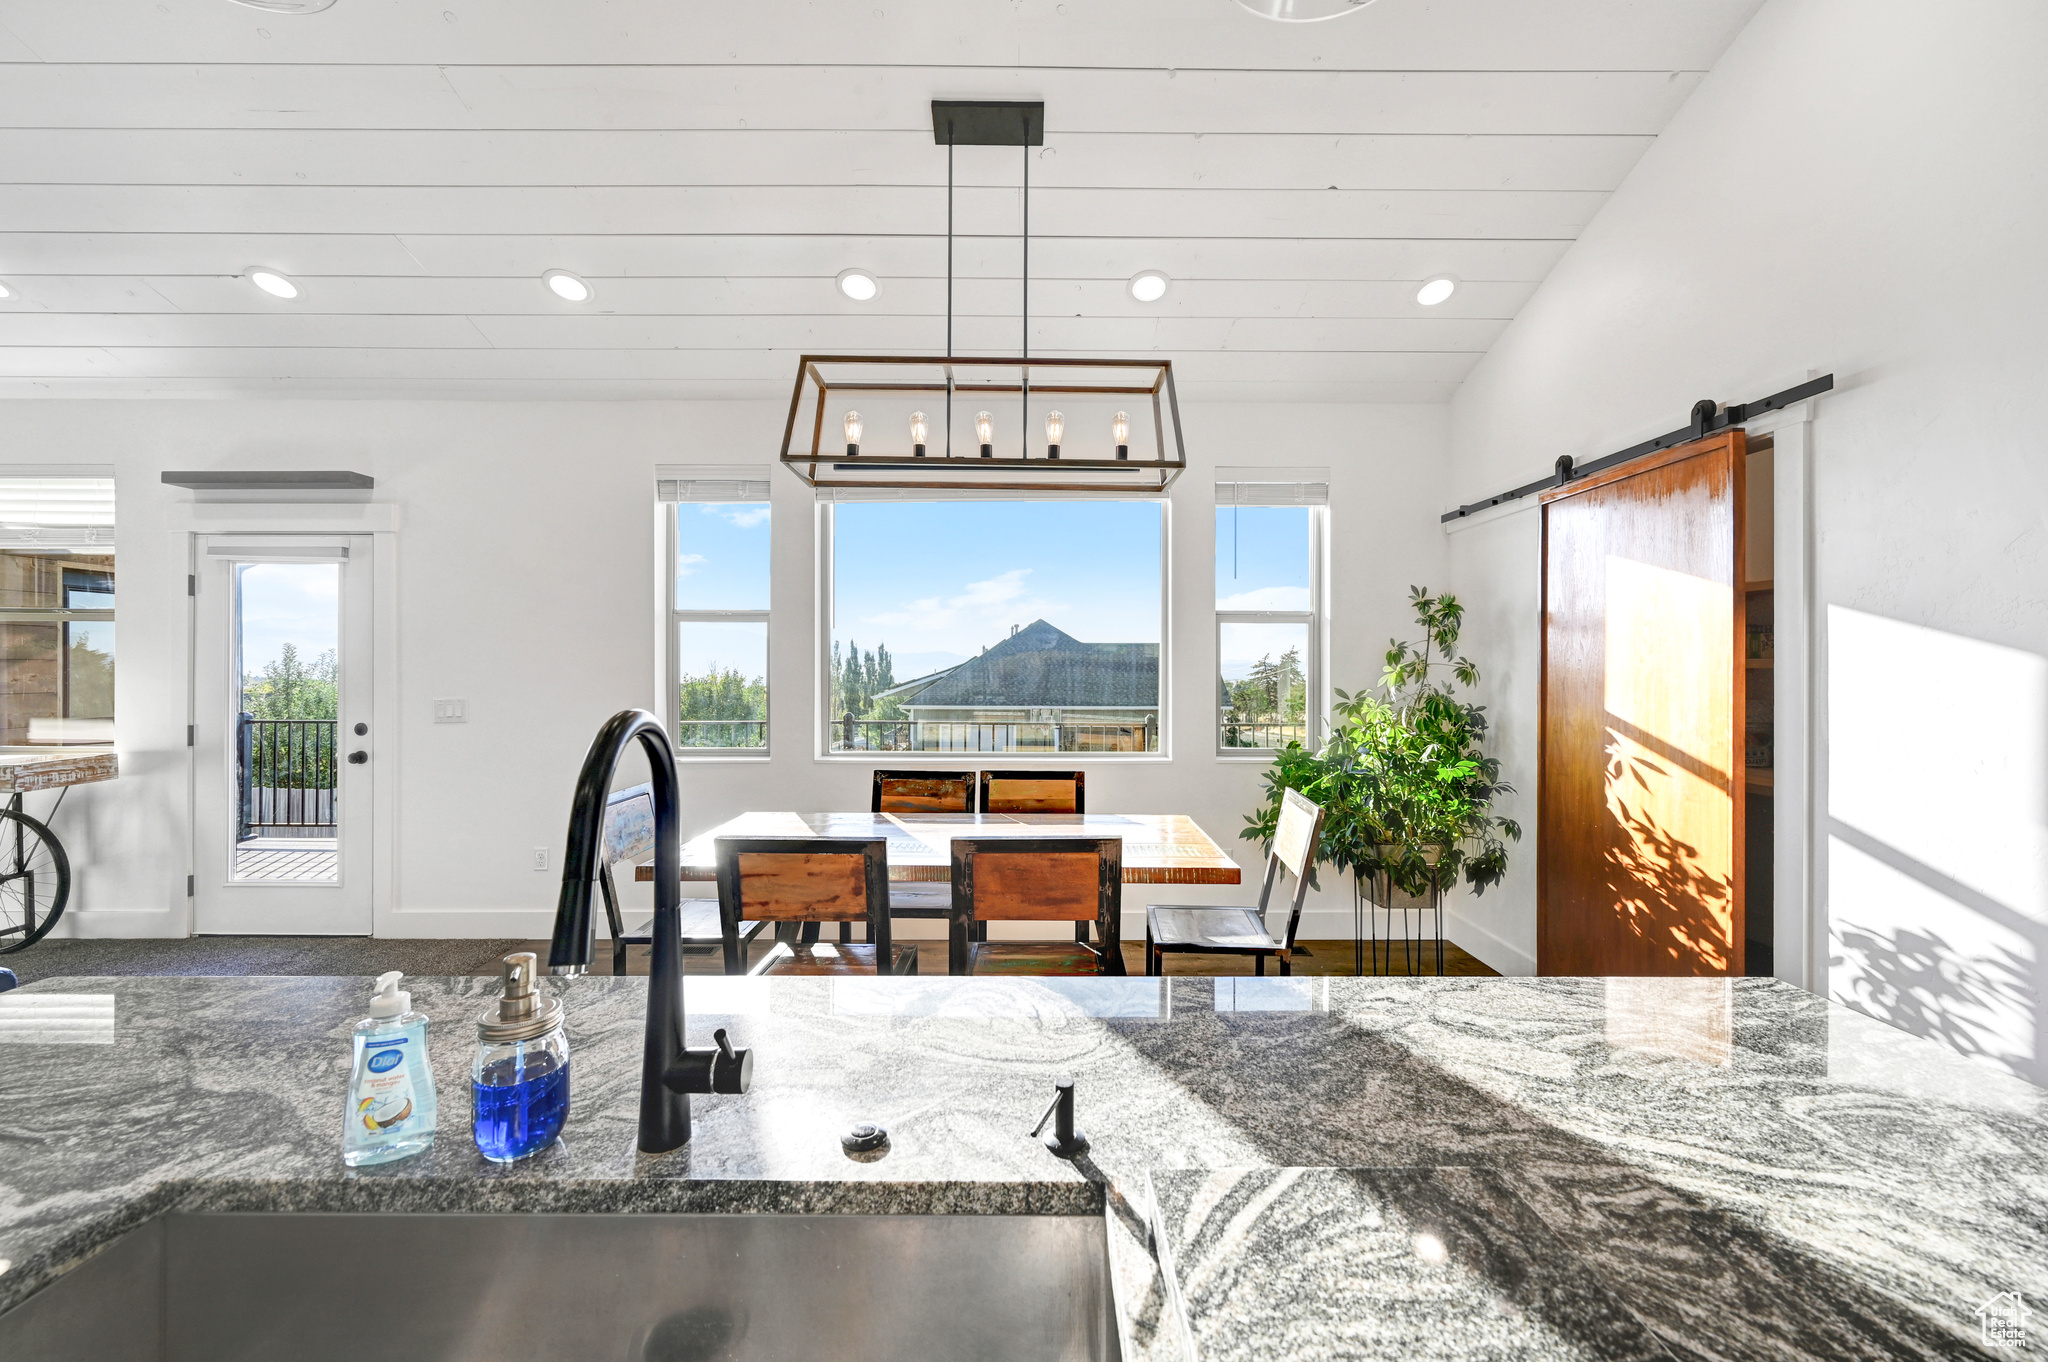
[778,101,1188,495]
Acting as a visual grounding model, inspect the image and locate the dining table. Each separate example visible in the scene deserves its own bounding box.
[633,810,1244,887]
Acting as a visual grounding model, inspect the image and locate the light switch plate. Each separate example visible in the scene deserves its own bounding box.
[433,698,466,723]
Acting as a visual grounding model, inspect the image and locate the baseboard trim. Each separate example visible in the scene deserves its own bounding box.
[1443,907,1536,976]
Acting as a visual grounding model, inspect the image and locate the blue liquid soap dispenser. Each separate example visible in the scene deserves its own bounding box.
[472,952,571,1162]
[342,971,439,1167]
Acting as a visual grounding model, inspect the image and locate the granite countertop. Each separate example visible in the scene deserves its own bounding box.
[2,972,2044,1360]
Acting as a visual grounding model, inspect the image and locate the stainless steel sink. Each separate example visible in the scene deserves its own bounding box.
[1,1212,1120,1361]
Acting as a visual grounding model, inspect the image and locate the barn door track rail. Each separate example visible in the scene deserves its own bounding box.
[1440,373,1833,523]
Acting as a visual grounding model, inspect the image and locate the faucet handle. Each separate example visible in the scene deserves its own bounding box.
[1031,1076,1088,1159]
[666,1030,753,1097]
[714,1027,737,1061]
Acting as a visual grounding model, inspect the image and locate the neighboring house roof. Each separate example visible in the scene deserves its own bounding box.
[882,619,1158,709]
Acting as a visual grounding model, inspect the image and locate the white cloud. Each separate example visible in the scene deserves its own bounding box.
[1217,585,1310,611]
[676,552,708,577]
[698,504,770,529]
[864,567,1064,637]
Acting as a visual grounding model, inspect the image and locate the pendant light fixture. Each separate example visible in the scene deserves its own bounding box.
[779,100,1186,495]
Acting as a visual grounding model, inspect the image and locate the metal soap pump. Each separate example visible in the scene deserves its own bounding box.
[471,952,571,1162]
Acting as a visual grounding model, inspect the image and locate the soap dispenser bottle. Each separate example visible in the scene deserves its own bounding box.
[342,971,439,1167]
[472,952,571,1162]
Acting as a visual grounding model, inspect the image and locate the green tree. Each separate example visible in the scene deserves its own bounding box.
[242,644,338,720]
[676,663,766,747]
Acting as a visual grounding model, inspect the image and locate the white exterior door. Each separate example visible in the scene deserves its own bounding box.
[194,535,374,934]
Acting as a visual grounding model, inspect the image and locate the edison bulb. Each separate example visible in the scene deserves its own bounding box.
[1045,411,1064,444]
[909,410,929,457]
[975,410,994,458]
[843,410,862,456]
[1112,411,1131,460]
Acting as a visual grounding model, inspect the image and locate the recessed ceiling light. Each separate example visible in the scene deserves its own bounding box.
[543,270,593,302]
[1234,0,1380,20]
[0,281,12,300]
[228,0,339,12]
[1415,276,1457,306]
[1128,271,1170,303]
[836,268,879,302]
[247,269,299,299]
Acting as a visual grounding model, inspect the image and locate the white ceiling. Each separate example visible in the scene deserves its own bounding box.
[0,0,1764,402]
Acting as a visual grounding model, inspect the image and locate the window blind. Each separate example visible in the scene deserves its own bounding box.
[656,464,771,503]
[0,474,116,547]
[1215,466,1330,507]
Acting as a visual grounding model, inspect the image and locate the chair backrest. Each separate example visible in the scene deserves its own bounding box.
[1260,788,1327,950]
[713,836,893,969]
[872,769,976,814]
[978,769,1085,815]
[951,836,1120,924]
[601,782,658,868]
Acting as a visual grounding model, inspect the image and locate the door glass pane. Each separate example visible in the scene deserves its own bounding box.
[676,502,770,611]
[677,620,767,748]
[1220,620,1308,749]
[234,562,340,883]
[1216,504,1311,609]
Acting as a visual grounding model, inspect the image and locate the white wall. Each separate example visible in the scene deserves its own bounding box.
[1442,0,2048,1082]
[19,397,1446,944]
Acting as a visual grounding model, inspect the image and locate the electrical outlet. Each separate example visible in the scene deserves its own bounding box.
[532,847,549,872]
[434,698,467,723]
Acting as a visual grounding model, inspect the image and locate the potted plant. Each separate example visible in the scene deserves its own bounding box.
[1243,586,1519,904]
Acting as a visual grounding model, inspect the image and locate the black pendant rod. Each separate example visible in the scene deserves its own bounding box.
[945,124,953,457]
[1021,121,1030,456]
[1438,373,1834,524]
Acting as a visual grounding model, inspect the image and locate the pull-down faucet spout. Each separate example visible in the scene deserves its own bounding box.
[548,708,751,1153]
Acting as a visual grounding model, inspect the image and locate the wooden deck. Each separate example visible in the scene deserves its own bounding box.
[234,842,337,882]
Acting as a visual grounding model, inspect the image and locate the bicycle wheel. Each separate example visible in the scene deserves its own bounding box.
[0,807,69,954]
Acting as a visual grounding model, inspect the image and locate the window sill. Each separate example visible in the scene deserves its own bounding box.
[814,752,1173,765]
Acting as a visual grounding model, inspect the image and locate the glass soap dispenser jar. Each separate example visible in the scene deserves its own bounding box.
[471,952,570,1163]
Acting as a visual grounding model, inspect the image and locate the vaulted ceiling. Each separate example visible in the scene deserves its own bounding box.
[0,0,1762,402]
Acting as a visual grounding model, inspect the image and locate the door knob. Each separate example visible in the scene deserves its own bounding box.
[348,750,369,765]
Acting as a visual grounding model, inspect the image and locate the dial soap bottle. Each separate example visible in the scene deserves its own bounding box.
[342,971,438,1166]
[472,952,570,1162]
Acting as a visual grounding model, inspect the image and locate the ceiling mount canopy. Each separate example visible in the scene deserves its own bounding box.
[779,100,1186,496]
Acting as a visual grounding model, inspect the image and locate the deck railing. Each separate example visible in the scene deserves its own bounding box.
[237,715,337,836]
[831,717,1159,753]
[1220,717,1308,749]
[676,719,768,748]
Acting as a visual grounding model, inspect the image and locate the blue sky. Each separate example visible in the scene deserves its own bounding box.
[669,499,1312,684]
[833,501,1162,674]
[1216,505,1312,682]
[236,561,338,677]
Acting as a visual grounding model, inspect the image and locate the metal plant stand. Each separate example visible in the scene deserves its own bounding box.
[1351,869,1446,977]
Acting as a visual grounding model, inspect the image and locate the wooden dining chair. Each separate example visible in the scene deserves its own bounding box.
[872,768,976,928]
[978,769,1085,815]
[714,836,916,976]
[1144,788,1324,977]
[871,769,977,814]
[599,783,764,974]
[948,836,1123,976]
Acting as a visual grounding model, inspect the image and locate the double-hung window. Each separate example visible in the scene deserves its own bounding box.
[0,473,116,747]
[662,468,771,755]
[1216,468,1326,754]
[820,494,1166,757]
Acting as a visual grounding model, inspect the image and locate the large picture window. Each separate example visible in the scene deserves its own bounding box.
[823,498,1165,756]
[0,475,116,747]
[1216,470,1326,753]
[664,471,771,754]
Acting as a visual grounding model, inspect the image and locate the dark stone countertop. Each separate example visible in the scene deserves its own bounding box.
[1,972,2043,1360]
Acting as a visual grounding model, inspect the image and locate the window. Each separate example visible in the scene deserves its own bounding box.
[663,470,771,754]
[1216,469,1326,753]
[822,497,1165,756]
[0,475,115,747]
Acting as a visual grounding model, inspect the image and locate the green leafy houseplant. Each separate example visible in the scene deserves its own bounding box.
[1243,587,1520,900]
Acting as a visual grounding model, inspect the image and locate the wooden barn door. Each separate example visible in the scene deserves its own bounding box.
[1539,432,1746,975]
